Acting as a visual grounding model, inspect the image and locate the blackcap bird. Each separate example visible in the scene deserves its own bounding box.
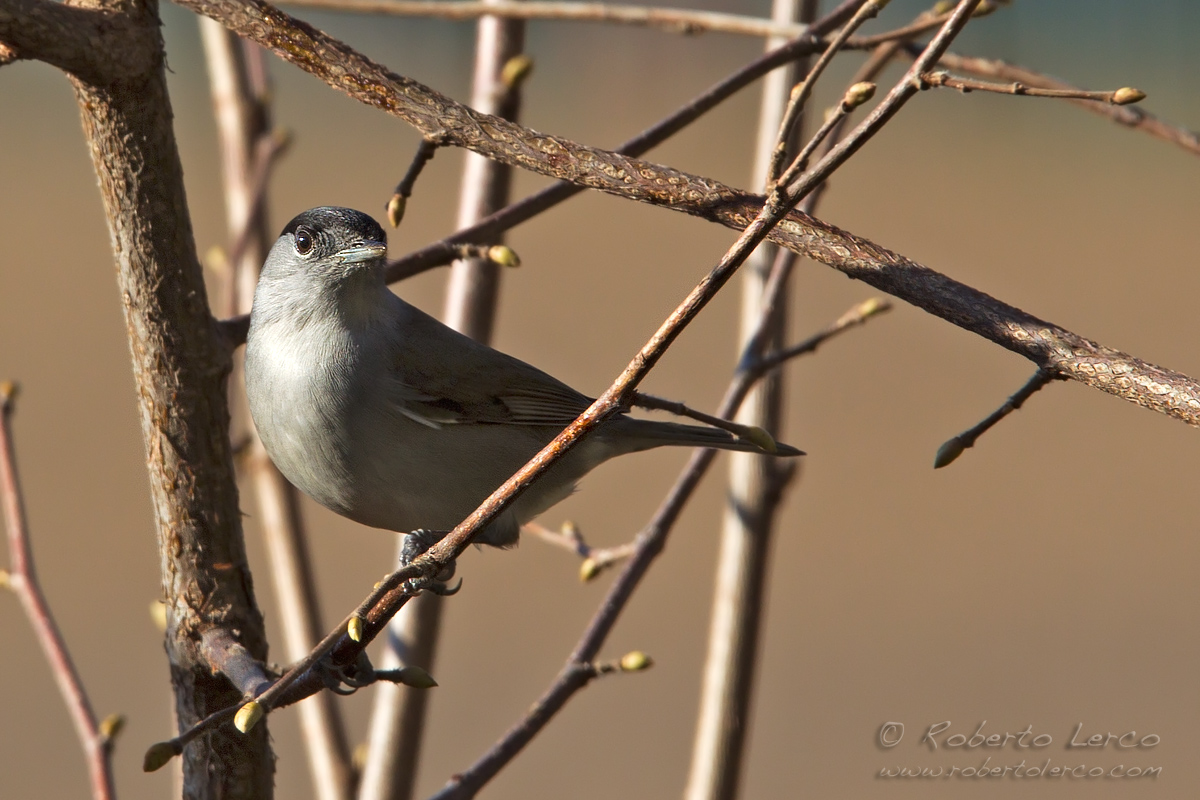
[244,207,801,573]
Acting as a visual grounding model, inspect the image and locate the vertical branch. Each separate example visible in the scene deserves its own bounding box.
[199,19,354,800]
[685,2,815,799]
[358,3,526,799]
[0,384,116,800]
[68,1,274,796]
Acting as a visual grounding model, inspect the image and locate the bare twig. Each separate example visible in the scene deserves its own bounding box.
[0,383,116,800]
[767,0,881,185]
[934,368,1063,468]
[920,69,1145,105]
[919,48,1200,157]
[279,0,813,39]
[386,136,443,228]
[277,0,966,48]
[525,521,637,581]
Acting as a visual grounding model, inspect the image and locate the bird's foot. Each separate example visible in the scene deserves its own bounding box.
[400,529,462,596]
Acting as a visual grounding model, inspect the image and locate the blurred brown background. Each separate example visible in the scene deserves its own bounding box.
[2,1,1199,797]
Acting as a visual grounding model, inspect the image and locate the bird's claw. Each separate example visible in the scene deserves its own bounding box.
[400,530,461,597]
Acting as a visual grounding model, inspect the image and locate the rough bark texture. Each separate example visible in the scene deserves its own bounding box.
[65,1,274,796]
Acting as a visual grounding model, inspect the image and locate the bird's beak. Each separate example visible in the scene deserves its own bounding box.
[337,241,388,265]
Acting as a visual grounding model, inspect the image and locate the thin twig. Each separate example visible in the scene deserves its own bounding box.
[934,368,1062,469]
[632,391,773,448]
[385,136,443,228]
[917,48,1200,157]
[767,0,882,185]
[277,0,970,49]
[0,383,116,800]
[279,0,814,39]
[919,69,1145,105]
[525,521,637,581]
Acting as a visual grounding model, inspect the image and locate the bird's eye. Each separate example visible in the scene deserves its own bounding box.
[294,228,314,255]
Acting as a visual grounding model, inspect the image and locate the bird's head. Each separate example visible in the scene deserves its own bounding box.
[265,206,388,286]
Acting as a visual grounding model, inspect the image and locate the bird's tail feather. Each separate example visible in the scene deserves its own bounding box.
[618,418,804,457]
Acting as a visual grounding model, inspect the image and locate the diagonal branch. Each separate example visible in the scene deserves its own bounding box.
[180,0,1200,424]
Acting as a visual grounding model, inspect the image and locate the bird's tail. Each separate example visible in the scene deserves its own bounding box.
[616,417,804,457]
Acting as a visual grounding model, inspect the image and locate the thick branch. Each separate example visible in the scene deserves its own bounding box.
[0,0,159,81]
[66,0,274,796]
[182,0,1200,424]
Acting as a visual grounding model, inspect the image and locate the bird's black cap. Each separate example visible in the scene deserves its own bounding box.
[281,207,387,247]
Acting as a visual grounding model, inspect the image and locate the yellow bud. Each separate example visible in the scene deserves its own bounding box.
[619,651,653,672]
[500,54,534,90]
[149,600,168,632]
[973,0,996,16]
[348,616,364,642]
[99,713,126,742]
[579,558,600,583]
[843,82,876,111]
[487,245,521,268]
[0,570,9,590]
[398,666,439,689]
[0,380,18,403]
[934,437,966,469]
[859,297,885,315]
[234,700,264,734]
[1112,87,1146,105]
[142,741,180,772]
[932,1,953,14]
[386,194,406,228]
[741,426,778,454]
[203,245,229,275]
[352,742,371,771]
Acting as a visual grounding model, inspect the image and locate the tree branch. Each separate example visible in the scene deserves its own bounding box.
[0,0,159,81]
[0,384,116,800]
[921,48,1200,157]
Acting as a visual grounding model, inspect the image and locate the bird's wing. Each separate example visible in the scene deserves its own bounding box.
[385,299,594,429]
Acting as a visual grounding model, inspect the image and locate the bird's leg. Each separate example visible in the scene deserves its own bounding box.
[400,529,461,596]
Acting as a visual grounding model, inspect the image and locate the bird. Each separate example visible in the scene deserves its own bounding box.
[244,206,802,577]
